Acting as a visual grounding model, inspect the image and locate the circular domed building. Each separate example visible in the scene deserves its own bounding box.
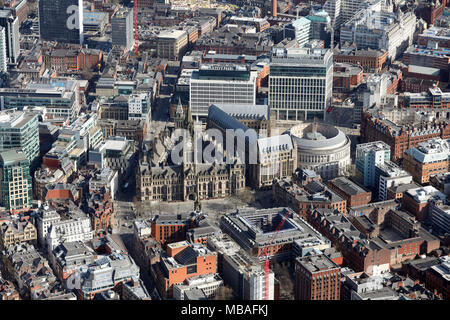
[288,123,351,180]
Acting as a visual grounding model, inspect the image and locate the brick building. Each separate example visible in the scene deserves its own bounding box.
[42,46,103,72]
[348,200,398,225]
[0,276,20,300]
[151,214,196,246]
[220,207,326,262]
[153,241,217,299]
[400,87,450,109]
[387,182,421,201]
[43,183,80,205]
[402,45,450,78]
[402,186,447,221]
[87,194,114,235]
[400,78,440,93]
[333,47,388,73]
[308,207,439,272]
[361,106,450,162]
[416,0,448,25]
[403,138,450,184]
[402,256,441,284]
[425,255,450,300]
[295,254,341,300]
[333,63,364,94]
[328,177,372,208]
[273,176,346,218]
[307,208,391,273]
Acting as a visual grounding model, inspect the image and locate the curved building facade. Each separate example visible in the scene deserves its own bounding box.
[289,123,351,180]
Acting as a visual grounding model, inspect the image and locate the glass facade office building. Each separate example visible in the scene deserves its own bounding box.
[0,111,40,171]
[268,48,333,121]
[38,0,83,44]
[0,149,33,213]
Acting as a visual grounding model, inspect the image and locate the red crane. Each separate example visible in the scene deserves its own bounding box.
[134,0,138,55]
[257,210,290,300]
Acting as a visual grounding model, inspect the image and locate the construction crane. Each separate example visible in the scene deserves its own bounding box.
[134,0,139,55]
[257,210,290,300]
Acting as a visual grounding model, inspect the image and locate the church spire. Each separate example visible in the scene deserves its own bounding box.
[176,97,184,117]
[184,104,194,134]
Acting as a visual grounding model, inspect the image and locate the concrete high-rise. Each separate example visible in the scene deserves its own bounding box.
[269,47,333,121]
[0,27,7,73]
[284,17,311,47]
[0,149,33,214]
[111,8,134,50]
[355,141,391,188]
[189,63,257,120]
[38,0,84,44]
[0,9,19,65]
[323,0,388,29]
[340,8,416,60]
[323,0,342,28]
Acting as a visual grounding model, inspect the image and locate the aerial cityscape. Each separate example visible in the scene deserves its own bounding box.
[0,0,449,303]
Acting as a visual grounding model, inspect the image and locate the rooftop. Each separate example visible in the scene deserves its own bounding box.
[405,138,450,163]
[356,141,391,153]
[0,149,28,164]
[406,186,447,203]
[210,104,269,121]
[329,177,368,196]
[296,254,340,274]
[157,29,187,40]
[376,161,411,178]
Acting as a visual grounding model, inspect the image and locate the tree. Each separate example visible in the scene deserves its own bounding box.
[213,285,234,300]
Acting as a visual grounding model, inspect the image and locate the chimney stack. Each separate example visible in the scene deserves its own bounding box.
[272,0,277,17]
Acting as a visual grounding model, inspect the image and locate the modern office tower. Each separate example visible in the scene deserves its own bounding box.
[189,63,257,120]
[38,0,84,44]
[0,149,33,213]
[128,93,151,121]
[156,29,188,61]
[0,9,19,65]
[340,0,373,24]
[111,8,134,50]
[0,27,6,73]
[375,161,412,201]
[284,17,311,47]
[429,200,450,236]
[323,0,342,28]
[306,10,332,47]
[355,141,391,188]
[269,47,333,121]
[324,0,385,29]
[340,8,416,60]
[0,110,40,171]
[0,87,78,123]
[295,254,341,300]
